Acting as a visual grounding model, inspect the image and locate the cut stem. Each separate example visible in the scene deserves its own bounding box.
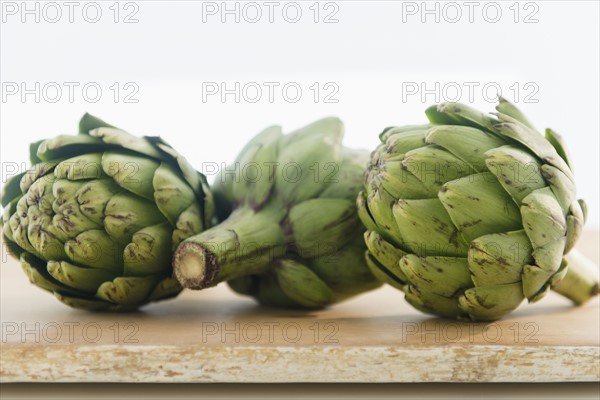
[552,250,599,304]
[173,207,286,289]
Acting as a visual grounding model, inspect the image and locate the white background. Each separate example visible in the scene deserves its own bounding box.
[1,0,598,227]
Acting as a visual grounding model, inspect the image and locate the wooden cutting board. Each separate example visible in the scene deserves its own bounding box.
[1,232,598,383]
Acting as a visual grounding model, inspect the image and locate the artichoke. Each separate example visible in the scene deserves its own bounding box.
[358,99,599,321]
[174,118,381,308]
[1,114,213,311]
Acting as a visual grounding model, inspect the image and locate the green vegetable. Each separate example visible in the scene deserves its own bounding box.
[173,118,381,308]
[358,98,598,321]
[1,114,213,311]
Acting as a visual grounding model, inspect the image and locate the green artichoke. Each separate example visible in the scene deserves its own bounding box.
[358,98,598,321]
[174,118,381,308]
[1,114,213,311]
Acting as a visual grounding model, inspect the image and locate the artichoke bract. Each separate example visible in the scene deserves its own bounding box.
[358,99,598,321]
[1,114,213,311]
[173,118,381,308]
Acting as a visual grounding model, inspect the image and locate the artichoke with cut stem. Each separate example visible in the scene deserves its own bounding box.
[358,98,598,321]
[1,114,213,311]
[174,118,381,308]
